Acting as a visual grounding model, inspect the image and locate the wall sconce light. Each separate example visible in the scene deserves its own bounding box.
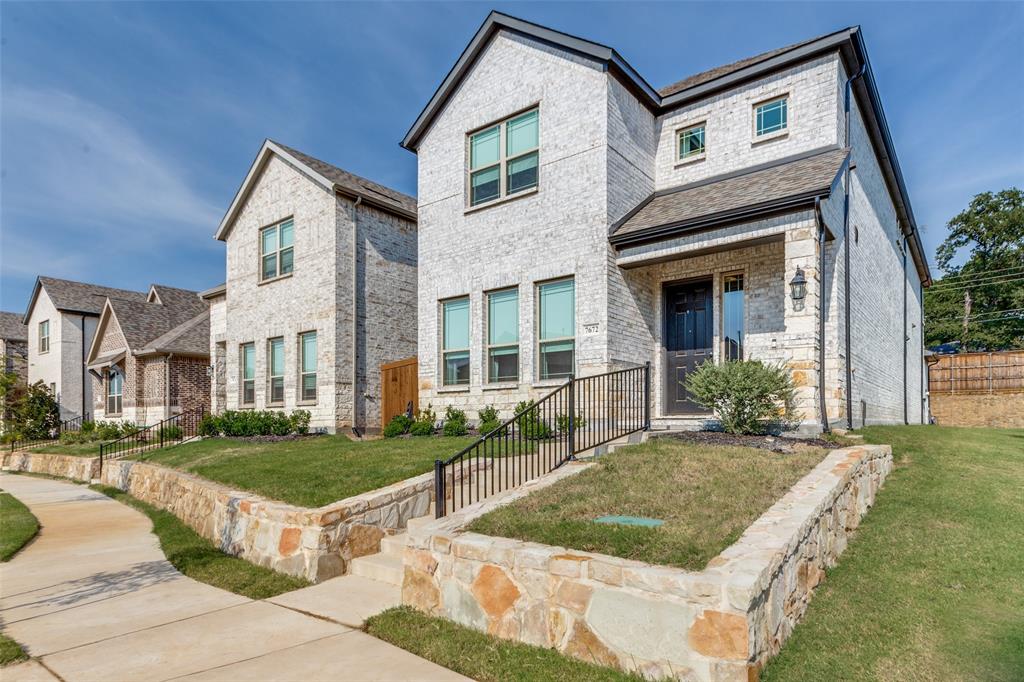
[790,267,807,303]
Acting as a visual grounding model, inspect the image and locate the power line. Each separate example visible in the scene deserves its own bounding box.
[934,264,1024,282]
[926,308,1024,323]
[927,275,1024,293]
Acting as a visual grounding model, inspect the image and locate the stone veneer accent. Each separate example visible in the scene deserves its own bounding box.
[402,445,891,681]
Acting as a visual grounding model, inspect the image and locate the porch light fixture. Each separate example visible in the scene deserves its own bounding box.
[790,267,807,302]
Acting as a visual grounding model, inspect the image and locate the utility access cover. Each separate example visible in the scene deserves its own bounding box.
[594,515,664,528]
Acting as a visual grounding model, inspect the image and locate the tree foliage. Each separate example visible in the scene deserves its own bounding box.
[925,188,1024,350]
[3,381,60,440]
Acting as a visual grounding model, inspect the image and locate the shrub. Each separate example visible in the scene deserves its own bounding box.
[383,414,414,438]
[158,425,183,441]
[409,405,436,436]
[120,421,141,437]
[555,412,587,433]
[80,420,96,435]
[684,359,798,435]
[7,382,60,440]
[442,406,468,436]
[477,405,501,435]
[60,430,89,445]
[514,400,551,440]
[290,410,311,435]
[198,414,221,438]
[96,421,123,440]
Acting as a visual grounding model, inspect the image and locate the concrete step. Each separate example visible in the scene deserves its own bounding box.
[348,552,404,586]
[379,532,409,558]
[406,513,437,531]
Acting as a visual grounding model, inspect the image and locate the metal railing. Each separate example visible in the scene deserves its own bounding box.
[99,405,205,469]
[8,413,90,454]
[434,363,649,518]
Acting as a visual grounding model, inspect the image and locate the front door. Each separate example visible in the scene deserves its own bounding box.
[664,279,713,415]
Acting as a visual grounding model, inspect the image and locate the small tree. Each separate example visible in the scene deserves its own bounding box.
[9,381,61,440]
[684,360,798,435]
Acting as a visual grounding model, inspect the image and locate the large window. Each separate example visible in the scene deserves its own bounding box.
[38,320,50,353]
[268,337,285,404]
[722,274,745,361]
[107,369,123,415]
[468,109,539,207]
[442,297,470,386]
[487,288,519,383]
[260,219,294,281]
[299,331,317,402]
[537,279,575,380]
[240,343,255,405]
[755,96,788,138]
[678,123,706,160]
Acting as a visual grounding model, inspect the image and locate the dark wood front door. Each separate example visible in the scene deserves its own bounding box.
[664,280,713,415]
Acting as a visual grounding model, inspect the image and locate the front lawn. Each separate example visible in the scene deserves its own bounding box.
[91,484,309,599]
[0,492,39,561]
[131,435,474,508]
[762,426,1024,682]
[29,441,104,456]
[467,437,826,570]
[365,606,642,682]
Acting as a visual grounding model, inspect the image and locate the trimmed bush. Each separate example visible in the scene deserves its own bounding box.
[198,415,220,438]
[383,414,414,438]
[514,400,551,440]
[290,410,311,435]
[96,421,123,440]
[684,359,798,435]
[555,412,586,433]
[477,405,501,435]
[158,425,183,441]
[409,405,436,437]
[442,406,468,437]
[196,410,311,438]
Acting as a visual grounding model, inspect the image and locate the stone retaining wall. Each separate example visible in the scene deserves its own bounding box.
[402,445,892,681]
[2,451,100,482]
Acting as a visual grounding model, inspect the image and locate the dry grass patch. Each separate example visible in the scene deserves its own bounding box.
[468,437,826,570]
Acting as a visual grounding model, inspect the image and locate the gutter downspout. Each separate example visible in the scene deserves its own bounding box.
[166,353,174,420]
[843,63,866,429]
[351,195,362,438]
[921,280,927,424]
[814,197,830,433]
[81,314,87,420]
[902,234,908,425]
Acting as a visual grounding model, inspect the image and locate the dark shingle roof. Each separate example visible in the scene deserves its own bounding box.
[272,141,417,217]
[139,310,209,356]
[35,277,146,317]
[658,34,828,98]
[611,147,849,241]
[0,312,27,341]
[107,288,207,352]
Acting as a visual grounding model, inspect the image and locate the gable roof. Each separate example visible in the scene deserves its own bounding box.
[137,310,210,356]
[87,286,208,363]
[401,11,930,285]
[0,312,27,342]
[23,276,147,323]
[611,147,849,244]
[214,139,416,241]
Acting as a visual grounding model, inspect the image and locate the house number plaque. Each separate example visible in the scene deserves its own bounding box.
[583,323,599,334]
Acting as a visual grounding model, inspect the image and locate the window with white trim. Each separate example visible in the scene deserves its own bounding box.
[240,343,255,405]
[38,320,50,353]
[299,331,317,402]
[537,278,575,380]
[486,288,519,383]
[678,123,706,160]
[260,219,294,281]
[754,96,788,138]
[442,297,470,386]
[107,369,123,415]
[267,337,285,404]
[468,109,539,207]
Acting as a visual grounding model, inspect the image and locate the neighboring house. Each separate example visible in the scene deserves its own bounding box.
[402,13,931,433]
[86,285,211,424]
[208,139,417,434]
[0,311,29,427]
[23,277,149,421]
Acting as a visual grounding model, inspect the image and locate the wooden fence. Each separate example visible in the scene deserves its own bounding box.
[927,350,1024,395]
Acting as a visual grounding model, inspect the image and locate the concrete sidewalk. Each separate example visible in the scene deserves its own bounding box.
[0,473,468,682]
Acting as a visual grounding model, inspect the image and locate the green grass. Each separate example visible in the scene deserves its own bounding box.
[90,484,309,599]
[29,441,104,456]
[0,633,28,667]
[467,438,826,570]
[762,426,1024,682]
[0,492,39,561]
[365,606,642,682]
[132,435,474,508]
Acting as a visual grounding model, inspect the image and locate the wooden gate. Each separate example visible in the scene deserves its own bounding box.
[381,357,418,426]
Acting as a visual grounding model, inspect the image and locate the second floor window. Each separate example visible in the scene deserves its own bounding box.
[468,109,539,207]
[538,278,575,380]
[487,288,519,383]
[38,320,50,353]
[107,369,123,415]
[260,219,294,281]
[755,96,788,138]
[442,297,470,386]
[299,331,317,402]
[268,337,285,403]
[678,123,706,160]
[240,343,255,405]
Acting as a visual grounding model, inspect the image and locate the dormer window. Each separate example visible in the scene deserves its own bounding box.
[468,108,539,207]
[754,96,788,139]
[260,219,294,282]
[677,122,706,161]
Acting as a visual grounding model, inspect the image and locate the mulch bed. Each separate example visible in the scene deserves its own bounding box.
[651,429,837,453]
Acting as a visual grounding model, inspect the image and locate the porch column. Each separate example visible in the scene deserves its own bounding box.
[783,221,823,433]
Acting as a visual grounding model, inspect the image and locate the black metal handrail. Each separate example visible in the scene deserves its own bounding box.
[434,363,650,518]
[8,412,91,454]
[99,406,205,470]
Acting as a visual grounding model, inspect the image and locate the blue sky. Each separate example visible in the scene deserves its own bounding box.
[2,1,1022,312]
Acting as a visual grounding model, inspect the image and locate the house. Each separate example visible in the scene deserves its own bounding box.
[86,285,211,424]
[402,13,931,434]
[208,140,418,434]
[0,311,28,427]
[23,277,151,421]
